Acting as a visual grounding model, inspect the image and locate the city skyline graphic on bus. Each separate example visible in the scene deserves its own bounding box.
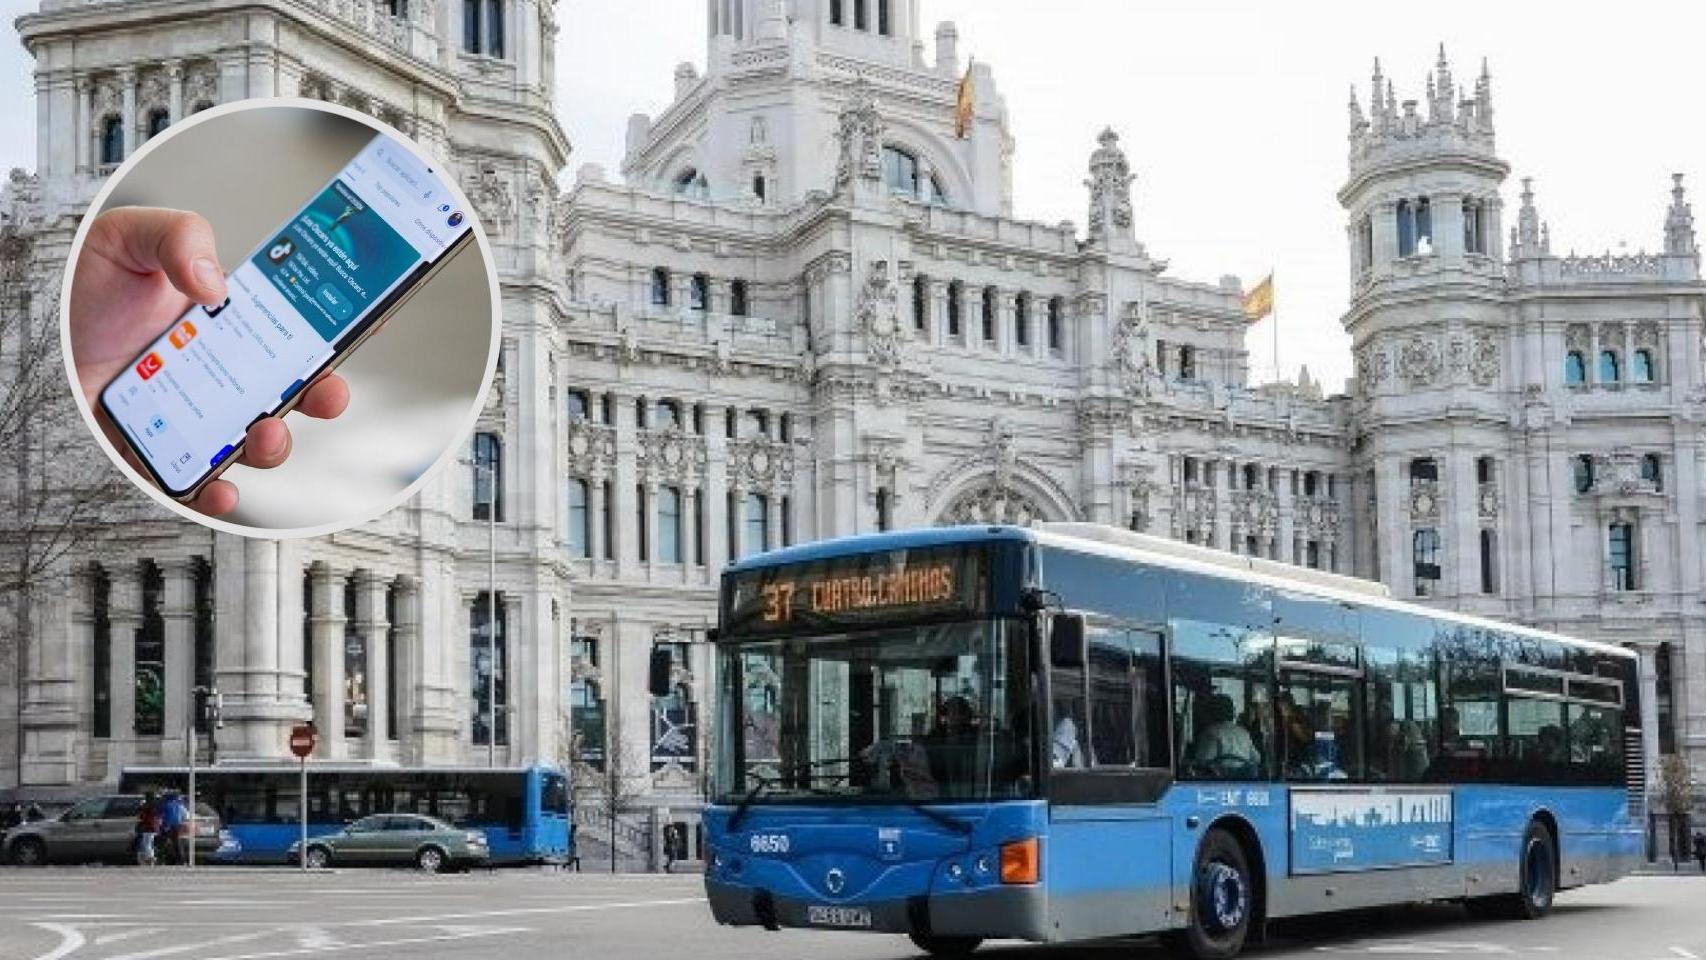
[1290,790,1453,874]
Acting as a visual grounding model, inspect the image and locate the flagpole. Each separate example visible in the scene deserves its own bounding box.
[1272,301,1281,384]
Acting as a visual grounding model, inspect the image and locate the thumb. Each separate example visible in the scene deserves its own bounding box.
[86,206,228,307]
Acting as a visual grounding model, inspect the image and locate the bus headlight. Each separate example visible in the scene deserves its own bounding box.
[999,838,1039,885]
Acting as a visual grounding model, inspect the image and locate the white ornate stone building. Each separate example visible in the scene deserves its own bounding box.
[3,2,1703,851]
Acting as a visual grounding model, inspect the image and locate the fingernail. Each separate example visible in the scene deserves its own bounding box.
[193,258,226,302]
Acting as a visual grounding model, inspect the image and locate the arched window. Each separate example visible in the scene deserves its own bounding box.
[1178,345,1197,380]
[730,279,749,317]
[1564,350,1587,385]
[1641,453,1662,491]
[980,287,996,342]
[912,275,928,332]
[472,431,503,521]
[946,280,962,337]
[876,487,893,532]
[744,493,770,557]
[1479,529,1497,594]
[689,273,709,311]
[881,145,919,197]
[650,267,671,307]
[1573,454,1595,494]
[566,389,589,421]
[751,174,766,202]
[1014,293,1030,347]
[1415,196,1433,254]
[1396,199,1414,257]
[146,108,170,140]
[567,479,590,559]
[1632,348,1655,383]
[653,399,680,430]
[658,486,682,564]
[1462,197,1486,254]
[1609,523,1637,591]
[1412,528,1441,597]
[673,167,708,199]
[99,116,124,166]
[1597,350,1620,383]
[1047,296,1064,352]
[461,0,505,56]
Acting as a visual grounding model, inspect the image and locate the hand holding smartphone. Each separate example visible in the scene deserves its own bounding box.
[84,134,474,508]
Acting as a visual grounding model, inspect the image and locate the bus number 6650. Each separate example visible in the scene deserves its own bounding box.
[750,833,790,854]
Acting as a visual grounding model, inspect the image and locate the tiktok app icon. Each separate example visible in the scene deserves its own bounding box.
[135,352,164,381]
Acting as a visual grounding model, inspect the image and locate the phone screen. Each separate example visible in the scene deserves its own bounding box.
[99,133,474,498]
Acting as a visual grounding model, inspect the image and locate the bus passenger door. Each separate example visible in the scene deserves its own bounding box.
[1045,619,1174,940]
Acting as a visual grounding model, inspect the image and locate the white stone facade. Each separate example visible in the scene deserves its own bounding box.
[2,3,1702,835]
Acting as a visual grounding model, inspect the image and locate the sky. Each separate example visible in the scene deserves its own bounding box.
[8,1,1706,392]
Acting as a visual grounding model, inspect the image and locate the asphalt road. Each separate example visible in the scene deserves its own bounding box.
[0,868,1702,960]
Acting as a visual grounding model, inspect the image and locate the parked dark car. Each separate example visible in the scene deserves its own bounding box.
[286,814,490,872]
[2,794,230,865]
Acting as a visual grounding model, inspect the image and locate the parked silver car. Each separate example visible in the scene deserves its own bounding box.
[1,794,227,865]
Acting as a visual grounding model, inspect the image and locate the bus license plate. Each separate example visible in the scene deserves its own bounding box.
[807,905,872,928]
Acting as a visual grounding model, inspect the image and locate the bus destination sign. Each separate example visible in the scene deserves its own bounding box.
[723,545,988,638]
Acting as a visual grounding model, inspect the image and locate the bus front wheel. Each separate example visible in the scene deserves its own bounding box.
[906,931,981,958]
[1171,828,1255,960]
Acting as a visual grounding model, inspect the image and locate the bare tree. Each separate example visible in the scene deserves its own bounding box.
[1,189,128,787]
[565,706,651,873]
[1658,753,1698,863]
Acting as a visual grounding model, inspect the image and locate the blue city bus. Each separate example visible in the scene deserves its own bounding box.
[693,524,1644,958]
[119,763,571,865]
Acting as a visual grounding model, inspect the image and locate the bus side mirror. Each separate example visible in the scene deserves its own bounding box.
[1049,614,1085,669]
[648,647,674,698]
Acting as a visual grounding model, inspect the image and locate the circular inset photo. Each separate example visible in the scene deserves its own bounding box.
[60,99,500,536]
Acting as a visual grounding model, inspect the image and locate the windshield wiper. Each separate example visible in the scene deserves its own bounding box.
[897,798,972,835]
[726,774,776,832]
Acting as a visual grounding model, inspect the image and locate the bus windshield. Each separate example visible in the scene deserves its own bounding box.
[715,619,1034,806]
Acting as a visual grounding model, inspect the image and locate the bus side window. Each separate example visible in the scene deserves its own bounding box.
[1168,573,1274,782]
[1362,610,1439,783]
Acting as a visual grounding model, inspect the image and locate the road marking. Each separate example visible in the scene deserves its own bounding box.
[194,926,529,960]
[96,928,162,946]
[105,929,274,960]
[353,895,707,927]
[27,922,86,960]
[1669,949,1700,960]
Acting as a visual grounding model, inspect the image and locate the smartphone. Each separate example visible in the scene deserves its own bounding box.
[98,133,476,502]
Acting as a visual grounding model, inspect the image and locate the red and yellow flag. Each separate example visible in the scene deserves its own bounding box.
[954,59,976,139]
[1241,273,1274,322]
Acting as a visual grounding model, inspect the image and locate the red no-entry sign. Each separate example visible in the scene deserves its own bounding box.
[289,724,316,758]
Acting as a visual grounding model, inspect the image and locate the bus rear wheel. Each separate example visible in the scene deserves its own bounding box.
[1172,828,1255,960]
[1467,821,1556,921]
[906,931,981,958]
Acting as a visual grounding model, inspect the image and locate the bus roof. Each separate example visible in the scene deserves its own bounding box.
[726,524,1632,661]
[119,764,560,776]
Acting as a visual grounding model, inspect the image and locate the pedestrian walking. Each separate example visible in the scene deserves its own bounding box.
[158,792,188,865]
[1692,831,1706,873]
[135,792,160,866]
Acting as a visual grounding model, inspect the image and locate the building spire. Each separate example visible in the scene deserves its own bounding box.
[1474,57,1494,134]
[1085,128,1138,254]
[1665,172,1697,256]
[1514,177,1543,256]
[1348,84,1367,138]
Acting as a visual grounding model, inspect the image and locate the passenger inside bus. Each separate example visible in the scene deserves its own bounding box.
[1187,693,1262,778]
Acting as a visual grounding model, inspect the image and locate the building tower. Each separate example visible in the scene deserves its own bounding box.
[1340,48,1512,611]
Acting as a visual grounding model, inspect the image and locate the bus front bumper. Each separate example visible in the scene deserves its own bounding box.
[705,878,1050,941]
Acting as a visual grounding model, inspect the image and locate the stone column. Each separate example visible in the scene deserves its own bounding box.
[166,60,183,123]
[928,279,947,347]
[642,481,659,567]
[1212,460,1233,552]
[108,565,141,753]
[119,67,136,159]
[588,473,608,566]
[160,558,195,761]
[730,486,749,560]
[613,393,639,570]
[684,486,701,575]
[73,76,90,174]
[1634,641,1662,810]
[706,408,731,569]
[361,572,392,757]
[309,563,347,757]
[766,489,783,551]
[392,579,419,762]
